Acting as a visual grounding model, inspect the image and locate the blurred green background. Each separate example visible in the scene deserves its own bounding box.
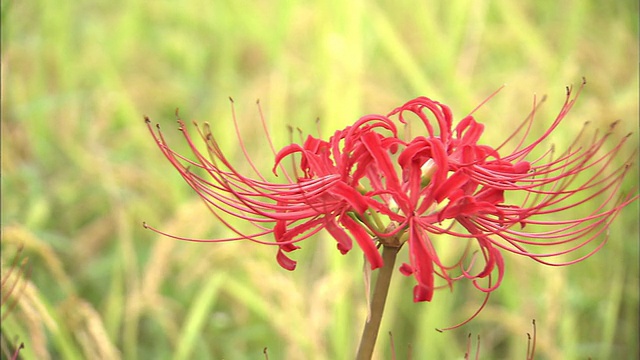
[1,0,638,359]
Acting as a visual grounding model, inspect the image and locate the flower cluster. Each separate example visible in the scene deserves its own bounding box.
[145,80,636,310]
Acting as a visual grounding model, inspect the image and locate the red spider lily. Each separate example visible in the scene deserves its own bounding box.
[144,100,402,270]
[349,80,637,325]
[145,81,637,324]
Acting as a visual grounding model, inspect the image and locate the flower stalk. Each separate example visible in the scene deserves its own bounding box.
[356,244,400,360]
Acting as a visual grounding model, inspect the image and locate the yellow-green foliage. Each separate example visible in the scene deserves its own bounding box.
[1,1,638,359]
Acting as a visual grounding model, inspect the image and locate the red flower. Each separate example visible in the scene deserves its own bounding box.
[144,101,400,270]
[145,81,636,323]
[347,80,636,320]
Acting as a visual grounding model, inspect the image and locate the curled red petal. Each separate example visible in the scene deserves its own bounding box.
[328,182,369,215]
[273,143,304,175]
[361,132,401,193]
[341,215,383,269]
[276,247,297,271]
[326,218,353,254]
[399,263,414,276]
[433,170,469,203]
[408,221,435,302]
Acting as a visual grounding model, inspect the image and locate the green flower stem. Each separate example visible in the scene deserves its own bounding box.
[356,245,400,360]
[367,210,386,232]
